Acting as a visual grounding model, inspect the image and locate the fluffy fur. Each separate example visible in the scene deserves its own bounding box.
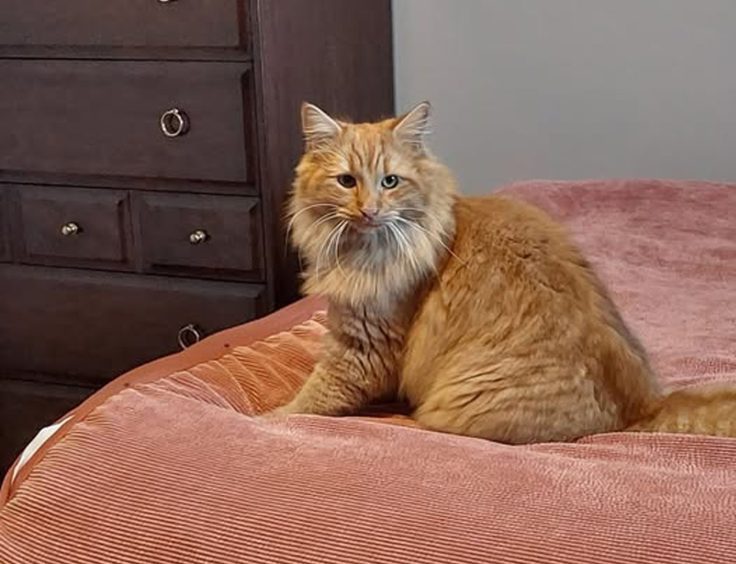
[274,101,736,443]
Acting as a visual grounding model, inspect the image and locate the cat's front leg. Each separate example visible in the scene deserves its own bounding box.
[273,364,363,416]
[271,348,394,417]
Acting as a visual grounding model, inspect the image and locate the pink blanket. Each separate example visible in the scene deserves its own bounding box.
[1,179,734,564]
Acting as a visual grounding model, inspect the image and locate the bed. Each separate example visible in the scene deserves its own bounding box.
[1,179,735,564]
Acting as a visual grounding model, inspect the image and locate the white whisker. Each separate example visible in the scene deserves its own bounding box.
[316,221,346,280]
[302,211,342,239]
[394,207,447,232]
[388,222,421,274]
[332,221,350,279]
[285,203,337,246]
[394,216,466,266]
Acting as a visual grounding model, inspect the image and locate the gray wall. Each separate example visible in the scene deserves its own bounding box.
[393,0,736,193]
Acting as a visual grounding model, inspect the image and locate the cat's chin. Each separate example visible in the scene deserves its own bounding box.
[348,220,387,234]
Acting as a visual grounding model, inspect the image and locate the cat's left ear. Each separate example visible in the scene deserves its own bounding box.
[393,101,432,152]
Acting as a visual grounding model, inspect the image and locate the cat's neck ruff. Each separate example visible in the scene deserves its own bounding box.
[302,206,457,314]
[303,255,433,315]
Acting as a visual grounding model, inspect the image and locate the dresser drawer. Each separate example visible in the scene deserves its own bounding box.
[0,189,9,262]
[17,186,130,267]
[0,60,254,183]
[0,0,246,50]
[0,266,266,382]
[136,193,263,279]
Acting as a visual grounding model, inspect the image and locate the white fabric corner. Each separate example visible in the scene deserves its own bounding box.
[11,416,74,484]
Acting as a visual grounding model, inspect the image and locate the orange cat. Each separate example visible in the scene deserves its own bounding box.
[274,101,736,443]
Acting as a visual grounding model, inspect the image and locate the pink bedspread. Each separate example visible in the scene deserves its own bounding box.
[1,179,734,564]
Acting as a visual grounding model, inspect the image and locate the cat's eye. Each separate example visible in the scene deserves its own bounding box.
[381,175,400,189]
[337,174,357,188]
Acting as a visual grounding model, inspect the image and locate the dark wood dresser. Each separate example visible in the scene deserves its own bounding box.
[0,0,394,471]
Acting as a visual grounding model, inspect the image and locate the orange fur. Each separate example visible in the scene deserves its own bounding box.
[274,101,736,443]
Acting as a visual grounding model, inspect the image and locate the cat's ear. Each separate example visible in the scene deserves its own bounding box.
[393,101,432,151]
[301,102,342,150]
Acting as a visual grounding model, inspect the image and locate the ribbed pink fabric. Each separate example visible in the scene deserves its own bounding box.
[1,179,734,564]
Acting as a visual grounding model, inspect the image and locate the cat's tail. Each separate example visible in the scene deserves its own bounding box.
[627,384,736,437]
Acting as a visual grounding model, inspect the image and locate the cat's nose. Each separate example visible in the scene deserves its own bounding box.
[360,207,380,220]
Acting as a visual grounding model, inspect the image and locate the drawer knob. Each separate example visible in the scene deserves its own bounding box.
[60,222,81,236]
[160,108,189,138]
[188,229,209,245]
[178,324,202,350]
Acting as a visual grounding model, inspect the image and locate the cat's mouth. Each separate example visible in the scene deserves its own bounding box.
[350,215,385,231]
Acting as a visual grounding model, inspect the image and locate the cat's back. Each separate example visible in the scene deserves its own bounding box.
[444,194,589,298]
[402,194,593,401]
[453,194,575,259]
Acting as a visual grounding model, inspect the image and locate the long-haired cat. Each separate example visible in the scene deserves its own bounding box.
[273,101,736,443]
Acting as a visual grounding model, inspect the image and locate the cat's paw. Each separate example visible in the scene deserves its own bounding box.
[258,404,297,420]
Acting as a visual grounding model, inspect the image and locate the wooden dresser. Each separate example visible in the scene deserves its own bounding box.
[0,0,394,471]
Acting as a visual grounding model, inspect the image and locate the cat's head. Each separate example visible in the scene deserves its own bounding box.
[288,102,457,307]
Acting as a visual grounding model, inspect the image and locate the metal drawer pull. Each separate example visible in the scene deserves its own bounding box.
[178,324,202,349]
[160,108,189,138]
[158,0,176,3]
[189,229,208,245]
[60,222,81,236]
